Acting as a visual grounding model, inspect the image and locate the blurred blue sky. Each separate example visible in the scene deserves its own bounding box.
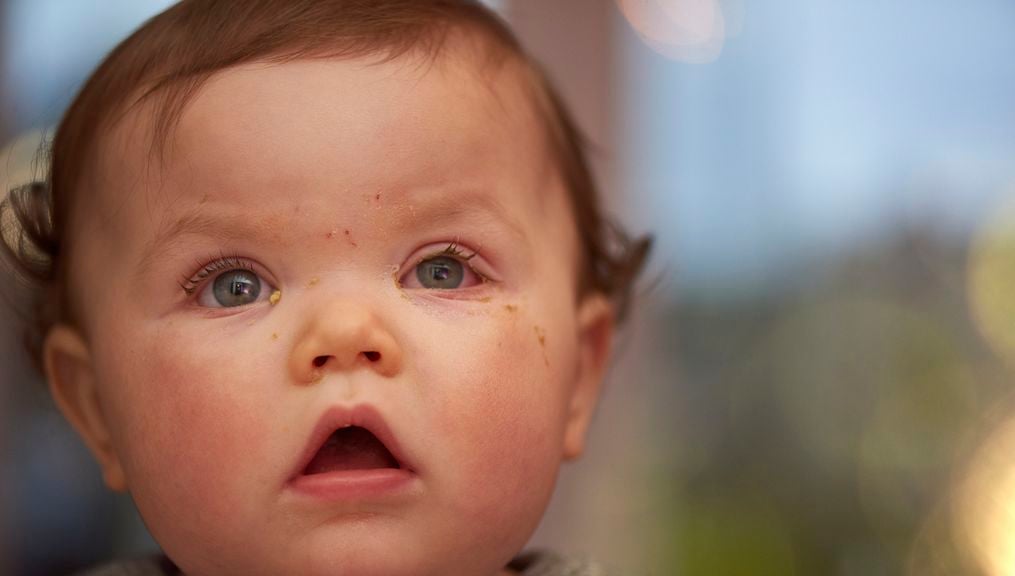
[622,0,1015,291]
[2,0,175,127]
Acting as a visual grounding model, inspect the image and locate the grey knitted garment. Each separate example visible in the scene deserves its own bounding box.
[77,549,613,576]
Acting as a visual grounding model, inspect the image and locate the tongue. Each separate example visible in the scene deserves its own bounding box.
[304,427,399,474]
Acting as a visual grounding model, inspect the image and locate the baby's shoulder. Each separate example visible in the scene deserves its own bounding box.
[73,554,178,576]
[509,549,619,576]
[76,550,620,576]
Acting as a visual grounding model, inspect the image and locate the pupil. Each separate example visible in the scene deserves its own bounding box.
[417,256,463,289]
[213,270,261,307]
[432,265,450,281]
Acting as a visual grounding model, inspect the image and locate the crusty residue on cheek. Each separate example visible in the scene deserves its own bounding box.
[271,332,278,341]
[269,290,282,305]
[533,325,549,367]
[503,303,518,314]
[326,228,338,239]
[307,277,320,288]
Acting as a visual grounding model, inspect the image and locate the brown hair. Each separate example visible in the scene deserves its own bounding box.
[0,0,651,372]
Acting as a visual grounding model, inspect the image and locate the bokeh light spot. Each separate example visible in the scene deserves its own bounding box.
[615,0,735,63]
[956,416,1015,576]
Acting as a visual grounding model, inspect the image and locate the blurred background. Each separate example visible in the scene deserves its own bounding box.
[3,0,1015,574]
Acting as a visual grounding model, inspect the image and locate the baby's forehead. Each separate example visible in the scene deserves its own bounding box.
[82,51,571,265]
[93,49,549,210]
[108,33,536,158]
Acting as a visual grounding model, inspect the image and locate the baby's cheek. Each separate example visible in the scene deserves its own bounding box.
[426,307,569,525]
[99,321,277,525]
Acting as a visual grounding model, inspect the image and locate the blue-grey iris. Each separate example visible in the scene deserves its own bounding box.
[416,256,463,289]
[212,270,261,307]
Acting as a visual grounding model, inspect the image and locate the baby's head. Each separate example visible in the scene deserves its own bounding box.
[2,1,649,574]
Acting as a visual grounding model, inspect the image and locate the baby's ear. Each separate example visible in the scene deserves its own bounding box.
[43,325,126,492]
[563,293,615,461]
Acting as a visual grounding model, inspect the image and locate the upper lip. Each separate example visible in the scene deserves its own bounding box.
[289,404,412,481]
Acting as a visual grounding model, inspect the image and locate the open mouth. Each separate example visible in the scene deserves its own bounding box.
[288,405,416,500]
[303,426,400,475]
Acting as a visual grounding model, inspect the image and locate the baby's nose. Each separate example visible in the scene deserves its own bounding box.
[288,300,403,383]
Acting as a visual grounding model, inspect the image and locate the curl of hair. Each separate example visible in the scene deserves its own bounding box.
[1,178,60,371]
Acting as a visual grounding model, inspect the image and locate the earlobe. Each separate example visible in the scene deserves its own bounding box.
[563,293,615,461]
[43,325,126,492]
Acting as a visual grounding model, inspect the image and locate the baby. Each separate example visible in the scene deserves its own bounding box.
[0,1,649,574]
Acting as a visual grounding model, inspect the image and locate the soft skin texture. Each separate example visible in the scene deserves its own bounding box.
[43,48,614,576]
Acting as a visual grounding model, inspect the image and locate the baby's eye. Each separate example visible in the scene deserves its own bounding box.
[201,269,263,307]
[400,245,486,290]
[182,257,275,309]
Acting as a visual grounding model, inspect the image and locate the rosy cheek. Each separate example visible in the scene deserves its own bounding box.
[100,322,275,508]
[427,306,567,493]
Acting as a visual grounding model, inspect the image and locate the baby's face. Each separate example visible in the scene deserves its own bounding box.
[55,48,611,576]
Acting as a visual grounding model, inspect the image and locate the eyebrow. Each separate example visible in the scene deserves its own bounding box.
[390,188,530,245]
[134,188,530,276]
[135,209,276,278]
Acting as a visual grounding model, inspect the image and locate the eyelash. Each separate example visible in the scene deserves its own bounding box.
[424,241,486,277]
[437,240,478,262]
[179,254,254,295]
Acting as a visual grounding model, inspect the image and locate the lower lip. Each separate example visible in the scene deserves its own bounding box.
[287,468,417,501]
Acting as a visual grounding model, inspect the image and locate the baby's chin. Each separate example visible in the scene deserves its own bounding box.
[152,501,536,576]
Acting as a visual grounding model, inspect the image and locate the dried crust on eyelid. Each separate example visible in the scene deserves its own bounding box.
[390,265,402,286]
[269,290,282,305]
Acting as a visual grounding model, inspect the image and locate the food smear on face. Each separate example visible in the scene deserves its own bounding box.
[391,265,411,298]
[533,325,549,367]
[269,290,282,306]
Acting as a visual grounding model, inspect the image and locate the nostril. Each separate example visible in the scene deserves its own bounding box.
[312,356,329,368]
[363,351,381,362]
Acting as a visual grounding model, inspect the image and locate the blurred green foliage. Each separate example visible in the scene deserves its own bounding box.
[646,227,1009,575]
